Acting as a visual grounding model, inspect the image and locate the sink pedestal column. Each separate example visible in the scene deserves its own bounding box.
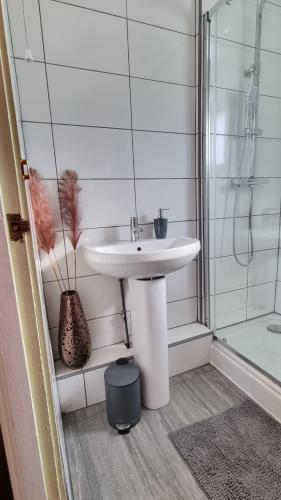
[129,276,169,409]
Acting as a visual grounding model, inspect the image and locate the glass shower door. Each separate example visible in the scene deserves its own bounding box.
[204,0,281,383]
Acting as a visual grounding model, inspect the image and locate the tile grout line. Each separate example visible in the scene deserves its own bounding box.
[42,177,197,181]
[50,218,198,232]
[210,280,277,298]
[214,310,281,333]
[14,57,195,88]
[49,295,199,330]
[126,0,139,217]
[37,0,71,289]
[21,120,197,135]
[213,32,281,58]
[212,83,281,101]
[210,247,279,259]
[51,0,196,37]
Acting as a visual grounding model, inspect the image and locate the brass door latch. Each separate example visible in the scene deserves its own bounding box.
[7,213,30,242]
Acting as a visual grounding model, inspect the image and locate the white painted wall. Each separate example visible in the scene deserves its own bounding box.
[5,0,198,361]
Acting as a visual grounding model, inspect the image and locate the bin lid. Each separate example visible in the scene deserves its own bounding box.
[105,358,139,387]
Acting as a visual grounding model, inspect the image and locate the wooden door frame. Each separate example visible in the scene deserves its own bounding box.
[0,4,68,499]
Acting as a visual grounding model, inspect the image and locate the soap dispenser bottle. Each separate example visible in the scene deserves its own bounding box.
[154,208,169,239]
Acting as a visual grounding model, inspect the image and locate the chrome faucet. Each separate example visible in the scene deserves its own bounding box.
[130,217,143,242]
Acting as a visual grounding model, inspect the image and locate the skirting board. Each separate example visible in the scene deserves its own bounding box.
[211,342,281,423]
[58,335,212,413]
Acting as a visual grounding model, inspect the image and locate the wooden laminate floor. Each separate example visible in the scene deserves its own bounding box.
[63,365,246,500]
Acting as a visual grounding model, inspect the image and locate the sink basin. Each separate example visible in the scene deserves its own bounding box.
[83,236,200,410]
[83,237,200,279]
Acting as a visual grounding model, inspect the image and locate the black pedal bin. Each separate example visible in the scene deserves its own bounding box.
[104,358,141,434]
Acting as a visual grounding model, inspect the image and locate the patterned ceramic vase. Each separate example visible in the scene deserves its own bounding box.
[58,290,91,369]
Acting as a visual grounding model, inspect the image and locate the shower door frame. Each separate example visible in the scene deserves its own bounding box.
[198,10,211,328]
[199,2,281,423]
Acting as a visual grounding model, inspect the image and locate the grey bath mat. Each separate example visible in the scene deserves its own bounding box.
[170,400,281,500]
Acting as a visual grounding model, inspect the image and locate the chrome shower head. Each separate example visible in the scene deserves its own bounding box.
[245,85,258,104]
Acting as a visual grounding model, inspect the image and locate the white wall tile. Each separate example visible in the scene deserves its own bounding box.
[133,131,195,179]
[210,178,250,219]
[43,280,72,329]
[212,289,247,329]
[252,215,280,251]
[256,139,281,177]
[41,1,128,74]
[212,38,254,92]
[57,0,126,16]
[47,65,131,128]
[260,50,281,99]
[259,95,281,139]
[210,135,250,178]
[41,232,68,283]
[210,217,249,258]
[210,256,247,295]
[248,250,278,286]
[167,297,197,329]
[67,226,130,279]
[84,367,106,405]
[166,262,197,302]
[53,126,133,179]
[127,0,195,35]
[88,314,125,350]
[247,282,275,319]
[261,2,281,54]
[23,123,56,178]
[210,178,281,220]
[57,374,86,413]
[15,60,50,122]
[44,274,122,328]
[211,88,244,136]
[131,79,195,133]
[136,179,196,223]
[166,220,197,239]
[141,220,197,240]
[169,337,211,377]
[216,0,257,47]
[128,21,195,85]
[252,179,281,216]
[77,275,122,319]
[6,0,44,60]
[79,180,135,228]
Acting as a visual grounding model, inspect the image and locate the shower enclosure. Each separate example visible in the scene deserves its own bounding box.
[202,0,281,385]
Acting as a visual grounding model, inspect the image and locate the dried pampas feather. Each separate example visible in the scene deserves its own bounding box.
[29,168,66,292]
[29,168,56,253]
[58,170,82,289]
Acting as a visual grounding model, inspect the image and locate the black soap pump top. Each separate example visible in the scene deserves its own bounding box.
[154,208,169,239]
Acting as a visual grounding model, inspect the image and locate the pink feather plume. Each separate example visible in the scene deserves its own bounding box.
[29,168,56,253]
[58,170,82,250]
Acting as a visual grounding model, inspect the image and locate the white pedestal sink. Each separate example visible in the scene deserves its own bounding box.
[84,237,200,409]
